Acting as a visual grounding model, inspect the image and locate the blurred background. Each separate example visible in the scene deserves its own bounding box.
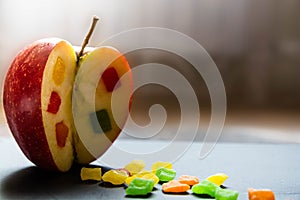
[0,0,300,142]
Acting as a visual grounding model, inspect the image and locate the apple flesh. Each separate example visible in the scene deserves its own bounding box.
[73,46,133,164]
[3,38,133,172]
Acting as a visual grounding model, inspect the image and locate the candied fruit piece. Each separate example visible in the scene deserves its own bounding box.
[206,173,228,186]
[102,169,129,185]
[156,167,176,182]
[248,188,275,200]
[55,121,69,148]
[101,67,120,92]
[126,178,154,196]
[191,179,219,197]
[52,57,66,85]
[90,109,112,133]
[47,91,61,114]
[162,180,190,193]
[80,167,102,181]
[178,175,199,186]
[124,160,146,175]
[215,188,239,200]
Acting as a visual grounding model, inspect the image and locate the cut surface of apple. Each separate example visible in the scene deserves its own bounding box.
[41,39,77,171]
[73,46,133,164]
[3,38,77,171]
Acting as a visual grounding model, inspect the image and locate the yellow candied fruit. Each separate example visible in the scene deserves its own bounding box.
[124,160,146,175]
[125,171,159,185]
[102,169,129,185]
[52,57,66,85]
[80,167,102,181]
[151,161,172,173]
[206,173,229,186]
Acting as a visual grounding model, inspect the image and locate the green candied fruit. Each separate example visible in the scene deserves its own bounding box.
[90,109,112,133]
[155,167,176,182]
[215,188,239,200]
[126,178,155,196]
[191,179,219,197]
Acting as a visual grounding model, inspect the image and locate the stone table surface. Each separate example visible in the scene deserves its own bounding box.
[0,122,299,199]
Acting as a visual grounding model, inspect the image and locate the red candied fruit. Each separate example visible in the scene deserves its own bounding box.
[101,67,120,92]
[47,91,61,114]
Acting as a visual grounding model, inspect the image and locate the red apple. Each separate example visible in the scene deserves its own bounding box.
[3,18,133,172]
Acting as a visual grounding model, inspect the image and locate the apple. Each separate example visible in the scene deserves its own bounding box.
[3,17,133,172]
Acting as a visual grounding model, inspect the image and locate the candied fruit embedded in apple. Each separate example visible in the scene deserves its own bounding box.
[90,109,112,133]
[52,57,66,85]
[55,121,69,148]
[47,91,61,114]
[101,67,120,92]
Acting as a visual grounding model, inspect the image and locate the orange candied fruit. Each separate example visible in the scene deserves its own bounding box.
[55,121,69,148]
[248,188,275,200]
[52,56,66,85]
[162,180,190,193]
[178,175,199,186]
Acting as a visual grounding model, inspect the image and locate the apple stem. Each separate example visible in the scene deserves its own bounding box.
[78,16,99,60]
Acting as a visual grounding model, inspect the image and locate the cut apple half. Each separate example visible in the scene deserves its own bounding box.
[3,38,77,171]
[73,46,133,164]
[41,39,77,171]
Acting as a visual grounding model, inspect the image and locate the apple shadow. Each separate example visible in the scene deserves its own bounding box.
[1,164,116,199]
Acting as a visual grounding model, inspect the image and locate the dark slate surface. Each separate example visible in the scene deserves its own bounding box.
[1,135,300,199]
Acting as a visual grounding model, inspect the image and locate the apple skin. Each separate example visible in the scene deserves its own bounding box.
[3,38,76,171]
[3,40,61,171]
